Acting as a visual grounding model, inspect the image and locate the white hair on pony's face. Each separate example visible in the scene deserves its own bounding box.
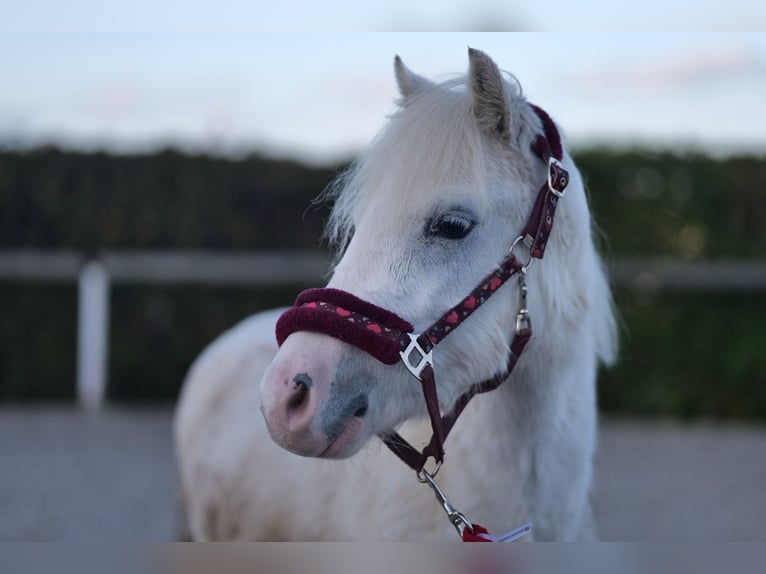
[317,61,598,412]
[322,74,542,262]
[321,53,617,381]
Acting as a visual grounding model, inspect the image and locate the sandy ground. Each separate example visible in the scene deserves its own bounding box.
[1,407,764,541]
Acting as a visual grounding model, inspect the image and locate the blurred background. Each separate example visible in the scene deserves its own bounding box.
[1,30,765,541]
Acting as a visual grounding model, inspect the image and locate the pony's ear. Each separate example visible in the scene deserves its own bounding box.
[468,48,511,143]
[394,55,432,101]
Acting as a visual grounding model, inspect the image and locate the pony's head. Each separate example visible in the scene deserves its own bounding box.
[260,48,615,459]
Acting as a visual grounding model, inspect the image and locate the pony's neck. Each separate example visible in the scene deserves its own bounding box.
[443,344,597,541]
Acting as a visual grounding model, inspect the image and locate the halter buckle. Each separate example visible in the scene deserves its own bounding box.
[400,333,433,382]
[548,157,568,198]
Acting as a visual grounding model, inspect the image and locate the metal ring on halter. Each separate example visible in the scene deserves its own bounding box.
[509,235,534,272]
[416,458,442,483]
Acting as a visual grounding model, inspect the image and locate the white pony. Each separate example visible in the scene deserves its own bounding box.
[175,48,617,541]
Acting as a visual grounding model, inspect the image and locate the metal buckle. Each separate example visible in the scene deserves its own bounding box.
[548,157,567,198]
[400,333,433,382]
[515,271,532,333]
[516,310,532,333]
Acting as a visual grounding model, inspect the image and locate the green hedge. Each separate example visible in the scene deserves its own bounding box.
[107,283,302,402]
[1,282,764,420]
[600,290,766,420]
[0,282,77,400]
[0,147,764,419]
[578,149,766,259]
[1,147,764,257]
[0,147,334,251]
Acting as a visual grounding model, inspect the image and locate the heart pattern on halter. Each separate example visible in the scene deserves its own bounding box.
[301,301,400,337]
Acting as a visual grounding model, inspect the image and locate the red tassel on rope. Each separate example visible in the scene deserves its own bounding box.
[462,523,492,542]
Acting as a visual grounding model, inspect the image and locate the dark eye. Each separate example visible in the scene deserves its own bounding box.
[426,213,475,240]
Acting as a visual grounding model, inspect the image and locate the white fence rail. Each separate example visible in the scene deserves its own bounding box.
[2,250,765,410]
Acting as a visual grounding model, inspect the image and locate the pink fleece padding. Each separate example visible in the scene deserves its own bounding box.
[295,288,413,333]
[275,303,410,365]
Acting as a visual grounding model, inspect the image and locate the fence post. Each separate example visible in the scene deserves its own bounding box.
[77,260,110,411]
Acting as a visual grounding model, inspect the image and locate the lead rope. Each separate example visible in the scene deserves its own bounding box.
[419,465,532,542]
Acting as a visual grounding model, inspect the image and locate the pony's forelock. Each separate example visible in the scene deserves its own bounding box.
[321,74,534,260]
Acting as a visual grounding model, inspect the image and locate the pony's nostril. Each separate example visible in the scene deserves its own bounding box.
[287,379,310,412]
[353,397,368,418]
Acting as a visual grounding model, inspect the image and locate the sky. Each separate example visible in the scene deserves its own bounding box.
[1,31,765,165]
[3,1,765,33]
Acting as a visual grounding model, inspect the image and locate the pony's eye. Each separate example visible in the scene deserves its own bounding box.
[427,214,475,240]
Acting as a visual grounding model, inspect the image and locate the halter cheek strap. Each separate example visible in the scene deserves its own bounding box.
[275,104,568,475]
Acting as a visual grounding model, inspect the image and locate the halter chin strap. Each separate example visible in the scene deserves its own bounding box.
[275,104,569,474]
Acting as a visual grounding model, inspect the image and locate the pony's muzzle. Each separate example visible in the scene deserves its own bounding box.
[260,370,323,453]
[260,332,357,457]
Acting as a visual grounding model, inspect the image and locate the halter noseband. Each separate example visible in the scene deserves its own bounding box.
[275,104,569,476]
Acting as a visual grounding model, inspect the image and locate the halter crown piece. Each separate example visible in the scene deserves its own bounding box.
[275,104,569,542]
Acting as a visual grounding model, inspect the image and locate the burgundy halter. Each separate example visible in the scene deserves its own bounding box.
[276,104,569,477]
